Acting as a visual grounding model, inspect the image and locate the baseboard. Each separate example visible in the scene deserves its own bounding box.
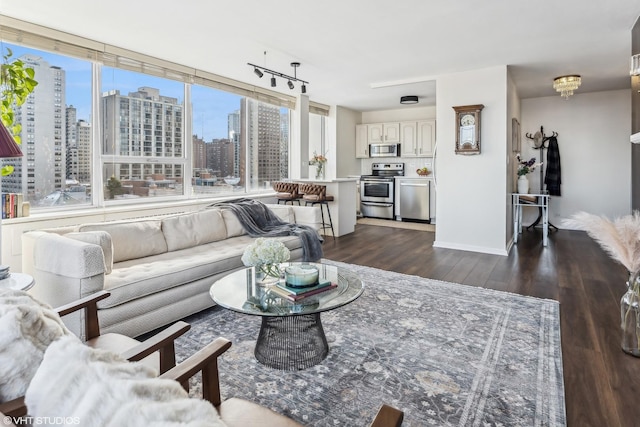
[432,240,509,256]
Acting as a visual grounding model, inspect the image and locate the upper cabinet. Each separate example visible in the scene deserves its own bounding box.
[368,122,400,143]
[355,124,369,158]
[401,120,436,157]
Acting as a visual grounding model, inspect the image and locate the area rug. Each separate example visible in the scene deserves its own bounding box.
[357,217,435,232]
[175,260,566,427]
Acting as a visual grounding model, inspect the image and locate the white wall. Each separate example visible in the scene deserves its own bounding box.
[521,90,631,226]
[506,69,521,247]
[434,66,509,255]
[334,106,361,178]
[362,106,436,123]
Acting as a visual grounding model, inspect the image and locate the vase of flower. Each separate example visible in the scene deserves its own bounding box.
[517,175,529,194]
[310,151,327,180]
[315,163,325,180]
[255,263,282,286]
[621,273,640,356]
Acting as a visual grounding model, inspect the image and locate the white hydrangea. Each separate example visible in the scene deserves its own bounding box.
[241,237,291,267]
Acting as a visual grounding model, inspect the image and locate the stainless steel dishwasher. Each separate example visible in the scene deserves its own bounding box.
[398,179,430,222]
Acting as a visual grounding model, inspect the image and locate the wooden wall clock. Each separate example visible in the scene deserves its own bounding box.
[453,104,484,155]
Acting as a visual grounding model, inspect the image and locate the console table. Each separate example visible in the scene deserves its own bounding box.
[512,193,550,246]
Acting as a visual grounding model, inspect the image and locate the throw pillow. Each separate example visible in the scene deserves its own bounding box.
[26,335,228,427]
[0,289,71,403]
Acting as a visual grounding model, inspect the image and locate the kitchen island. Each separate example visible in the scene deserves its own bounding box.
[291,178,358,237]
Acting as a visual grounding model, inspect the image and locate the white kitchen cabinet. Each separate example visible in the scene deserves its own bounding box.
[355,124,369,158]
[368,122,400,143]
[417,120,436,156]
[400,121,418,156]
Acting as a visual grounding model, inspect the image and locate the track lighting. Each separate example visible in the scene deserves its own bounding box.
[248,61,309,94]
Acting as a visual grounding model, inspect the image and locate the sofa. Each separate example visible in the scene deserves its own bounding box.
[22,204,322,339]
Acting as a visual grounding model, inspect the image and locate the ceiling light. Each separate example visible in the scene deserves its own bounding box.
[400,95,419,104]
[553,75,581,99]
[247,60,309,94]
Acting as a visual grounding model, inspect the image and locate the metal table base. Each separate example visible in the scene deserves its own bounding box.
[254,313,329,370]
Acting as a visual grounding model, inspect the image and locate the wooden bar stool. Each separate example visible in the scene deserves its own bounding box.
[272,182,301,205]
[299,183,335,240]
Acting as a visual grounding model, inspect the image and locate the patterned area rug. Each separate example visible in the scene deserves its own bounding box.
[176,260,566,426]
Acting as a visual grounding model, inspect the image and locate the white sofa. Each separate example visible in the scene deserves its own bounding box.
[22,204,322,339]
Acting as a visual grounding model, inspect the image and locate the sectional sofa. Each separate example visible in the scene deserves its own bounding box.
[22,204,322,339]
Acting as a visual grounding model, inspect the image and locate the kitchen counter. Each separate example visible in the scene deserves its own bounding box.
[295,177,358,183]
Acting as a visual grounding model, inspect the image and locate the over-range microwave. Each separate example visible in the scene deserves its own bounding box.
[369,143,400,158]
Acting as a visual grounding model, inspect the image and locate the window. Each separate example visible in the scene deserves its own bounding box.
[1,43,92,208]
[0,30,295,212]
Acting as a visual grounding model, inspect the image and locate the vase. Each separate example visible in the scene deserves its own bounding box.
[517,175,529,194]
[621,273,640,356]
[315,163,325,180]
[255,264,282,286]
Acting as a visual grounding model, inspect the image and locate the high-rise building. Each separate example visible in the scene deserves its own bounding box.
[192,135,206,170]
[2,55,66,201]
[241,98,285,190]
[228,109,241,178]
[65,106,92,185]
[101,87,183,182]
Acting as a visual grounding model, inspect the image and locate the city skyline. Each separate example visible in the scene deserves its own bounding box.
[5,42,242,140]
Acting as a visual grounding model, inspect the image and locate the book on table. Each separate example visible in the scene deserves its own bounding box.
[271,279,337,302]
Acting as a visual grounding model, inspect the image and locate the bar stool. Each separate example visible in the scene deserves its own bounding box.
[299,183,335,240]
[272,182,301,205]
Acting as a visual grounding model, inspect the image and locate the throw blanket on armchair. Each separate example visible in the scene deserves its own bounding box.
[210,198,323,262]
[26,335,227,427]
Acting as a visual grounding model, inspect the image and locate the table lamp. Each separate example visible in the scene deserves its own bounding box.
[0,121,23,266]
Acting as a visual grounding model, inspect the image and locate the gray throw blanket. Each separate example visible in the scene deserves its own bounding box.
[210,198,323,262]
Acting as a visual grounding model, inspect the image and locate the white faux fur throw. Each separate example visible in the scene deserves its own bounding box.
[26,335,228,427]
[0,289,71,402]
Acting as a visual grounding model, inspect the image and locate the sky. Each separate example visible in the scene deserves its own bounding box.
[4,42,241,140]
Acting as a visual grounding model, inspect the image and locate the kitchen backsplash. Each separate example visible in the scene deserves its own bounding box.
[360,156,433,178]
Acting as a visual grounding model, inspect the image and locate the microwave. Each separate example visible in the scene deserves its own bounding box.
[369,143,400,158]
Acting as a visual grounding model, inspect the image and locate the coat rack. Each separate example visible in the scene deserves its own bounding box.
[524,126,559,231]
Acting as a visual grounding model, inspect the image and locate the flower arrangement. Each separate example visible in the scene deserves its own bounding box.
[242,238,291,278]
[516,154,542,177]
[310,151,327,179]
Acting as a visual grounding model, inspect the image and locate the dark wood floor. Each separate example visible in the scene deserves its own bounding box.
[322,223,638,427]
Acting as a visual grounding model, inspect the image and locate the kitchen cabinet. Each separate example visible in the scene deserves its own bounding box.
[401,120,435,157]
[368,122,400,143]
[355,124,369,158]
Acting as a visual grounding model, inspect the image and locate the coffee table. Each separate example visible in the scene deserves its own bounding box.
[210,262,363,370]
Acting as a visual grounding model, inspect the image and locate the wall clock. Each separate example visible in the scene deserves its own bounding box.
[452,104,484,155]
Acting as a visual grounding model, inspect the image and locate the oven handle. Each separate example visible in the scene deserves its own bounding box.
[361,201,393,208]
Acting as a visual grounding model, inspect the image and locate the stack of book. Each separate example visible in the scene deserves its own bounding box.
[1,193,24,219]
[270,278,337,302]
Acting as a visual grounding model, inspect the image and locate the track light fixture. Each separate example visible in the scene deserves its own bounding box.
[248,61,309,93]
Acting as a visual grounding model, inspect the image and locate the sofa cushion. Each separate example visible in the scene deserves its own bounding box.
[100,235,303,309]
[219,209,247,238]
[162,210,227,252]
[265,204,295,223]
[66,231,114,274]
[80,220,167,263]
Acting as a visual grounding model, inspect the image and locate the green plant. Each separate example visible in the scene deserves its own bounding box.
[106,175,123,199]
[0,48,38,176]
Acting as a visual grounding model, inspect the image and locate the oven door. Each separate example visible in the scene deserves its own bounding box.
[360,179,394,203]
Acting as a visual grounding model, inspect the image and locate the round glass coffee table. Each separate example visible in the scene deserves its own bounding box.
[210,262,363,370]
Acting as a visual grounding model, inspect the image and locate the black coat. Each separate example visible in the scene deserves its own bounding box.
[544,136,561,196]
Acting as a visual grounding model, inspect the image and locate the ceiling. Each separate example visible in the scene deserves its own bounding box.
[2,0,640,112]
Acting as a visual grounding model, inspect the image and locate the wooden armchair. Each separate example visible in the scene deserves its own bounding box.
[0,290,189,419]
[163,338,404,427]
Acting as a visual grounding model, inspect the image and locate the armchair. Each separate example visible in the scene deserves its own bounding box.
[0,290,189,419]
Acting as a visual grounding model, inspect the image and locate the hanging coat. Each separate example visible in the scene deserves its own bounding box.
[544,136,561,196]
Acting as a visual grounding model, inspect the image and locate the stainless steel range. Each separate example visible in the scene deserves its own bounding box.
[360,163,404,219]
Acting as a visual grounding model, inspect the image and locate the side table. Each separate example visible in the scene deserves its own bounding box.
[0,273,35,292]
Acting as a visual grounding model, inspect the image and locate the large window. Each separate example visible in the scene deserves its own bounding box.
[0,40,291,211]
[1,43,92,208]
